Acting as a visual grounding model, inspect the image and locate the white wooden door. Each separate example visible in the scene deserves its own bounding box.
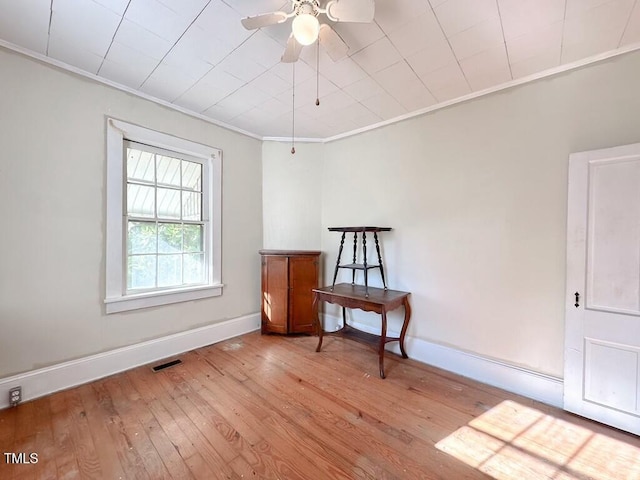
[565,142,640,435]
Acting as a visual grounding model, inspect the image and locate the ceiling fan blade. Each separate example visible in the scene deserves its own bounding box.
[241,11,288,30]
[281,34,303,63]
[318,24,348,62]
[325,0,375,23]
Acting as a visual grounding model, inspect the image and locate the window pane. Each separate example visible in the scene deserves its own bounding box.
[158,254,182,287]
[182,160,202,191]
[182,191,202,221]
[158,223,182,253]
[157,187,181,219]
[184,253,205,284]
[127,148,155,183]
[128,255,156,290]
[127,184,155,217]
[157,155,181,187]
[183,224,203,252]
[128,221,157,254]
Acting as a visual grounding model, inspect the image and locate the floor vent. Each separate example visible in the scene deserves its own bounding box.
[152,359,182,372]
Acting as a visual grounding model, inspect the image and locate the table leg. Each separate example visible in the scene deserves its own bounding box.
[331,233,346,290]
[399,297,412,359]
[314,294,323,352]
[379,309,387,379]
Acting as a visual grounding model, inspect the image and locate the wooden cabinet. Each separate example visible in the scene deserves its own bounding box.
[260,250,321,334]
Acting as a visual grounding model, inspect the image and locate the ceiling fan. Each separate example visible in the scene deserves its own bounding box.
[241,0,375,63]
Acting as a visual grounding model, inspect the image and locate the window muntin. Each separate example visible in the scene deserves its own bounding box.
[125,141,207,292]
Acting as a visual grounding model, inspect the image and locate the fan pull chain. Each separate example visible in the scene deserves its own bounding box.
[315,39,320,106]
[291,61,296,155]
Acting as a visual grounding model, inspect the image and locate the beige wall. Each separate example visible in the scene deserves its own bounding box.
[262,141,323,250]
[265,50,640,378]
[0,48,263,378]
[4,44,640,382]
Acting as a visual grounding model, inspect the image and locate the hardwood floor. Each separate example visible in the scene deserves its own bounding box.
[1,332,639,479]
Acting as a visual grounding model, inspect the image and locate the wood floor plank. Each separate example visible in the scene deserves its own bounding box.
[90,380,150,479]
[219,346,470,480]
[76,383,128,480]
[49,391,81,480]
[1,331,639,480]
[102,375,173,480]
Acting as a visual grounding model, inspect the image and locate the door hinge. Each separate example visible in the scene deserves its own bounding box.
[574,291,580,308]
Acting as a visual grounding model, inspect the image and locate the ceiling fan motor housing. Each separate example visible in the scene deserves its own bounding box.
[294,0,321,17]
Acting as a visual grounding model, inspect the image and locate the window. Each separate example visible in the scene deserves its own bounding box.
[105,119,222,314]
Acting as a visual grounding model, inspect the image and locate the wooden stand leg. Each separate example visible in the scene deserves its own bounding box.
[314,295,324,352]
[399,297,411,359]
[379,309,387,379]
[331,233,346,290]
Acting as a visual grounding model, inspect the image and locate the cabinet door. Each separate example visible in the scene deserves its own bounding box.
[262,255,289,334]
[288,255,318,334]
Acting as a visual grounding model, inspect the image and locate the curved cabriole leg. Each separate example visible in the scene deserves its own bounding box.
[379,309,387,378]
[399,297,411,359]
[314,295,324,352]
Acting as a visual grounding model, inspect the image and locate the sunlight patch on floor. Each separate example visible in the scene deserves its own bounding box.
[435,400,640,479]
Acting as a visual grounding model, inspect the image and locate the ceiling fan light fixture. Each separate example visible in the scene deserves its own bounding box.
[292,13,319,45]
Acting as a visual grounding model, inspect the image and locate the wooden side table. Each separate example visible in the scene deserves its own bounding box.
[312,283,411,378]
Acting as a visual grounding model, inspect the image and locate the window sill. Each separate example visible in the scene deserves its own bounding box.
[104,284,223,314]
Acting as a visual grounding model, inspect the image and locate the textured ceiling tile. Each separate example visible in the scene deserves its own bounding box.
[125,0,195,43]
[113,19,173,60]
[374,0,430,34]
[434,0,498,37]
[331,21,385,54]
[387,10,449,58]
[448,14,504,60]
[50,0,122,57]
[47,34,105,73]
[173,67,244,111]
[140,62,197,101]
[100,41,160,85]
[351,37,402,74]
[94,0,132,15]
[498,0,565,40]
[511,48,561,78]
[360,92,407,119]
[342,76,385,101]
[170,24,235,66]
[420,62,469,93]
[321,56,369,88]
[459,44,512,90]
[0,0,50,53]
[406,43,457,78]
[620,2,640,45]
[505,22,562,65]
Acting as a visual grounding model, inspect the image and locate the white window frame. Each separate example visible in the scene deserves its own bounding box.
[105,118,222,314]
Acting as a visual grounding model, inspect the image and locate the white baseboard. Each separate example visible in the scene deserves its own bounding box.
[0,313,260,409]
[322,314,564,408]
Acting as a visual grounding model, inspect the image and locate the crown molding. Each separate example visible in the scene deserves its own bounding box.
[324,41,640,143]
[3,38,640,145]
[0,39,263,141]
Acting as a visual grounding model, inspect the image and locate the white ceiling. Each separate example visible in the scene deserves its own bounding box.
[1,0,640,140]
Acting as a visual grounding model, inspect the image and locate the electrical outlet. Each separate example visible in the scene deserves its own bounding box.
[9,386,21,406]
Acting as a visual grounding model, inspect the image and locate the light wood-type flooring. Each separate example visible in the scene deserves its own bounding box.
[1,331,639,479]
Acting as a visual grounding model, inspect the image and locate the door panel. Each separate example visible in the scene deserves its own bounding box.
[288,256,318,334]
[262,255,289,334]
[587,159,640,313]
[584,339,640,414]
[565,143,640,435]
